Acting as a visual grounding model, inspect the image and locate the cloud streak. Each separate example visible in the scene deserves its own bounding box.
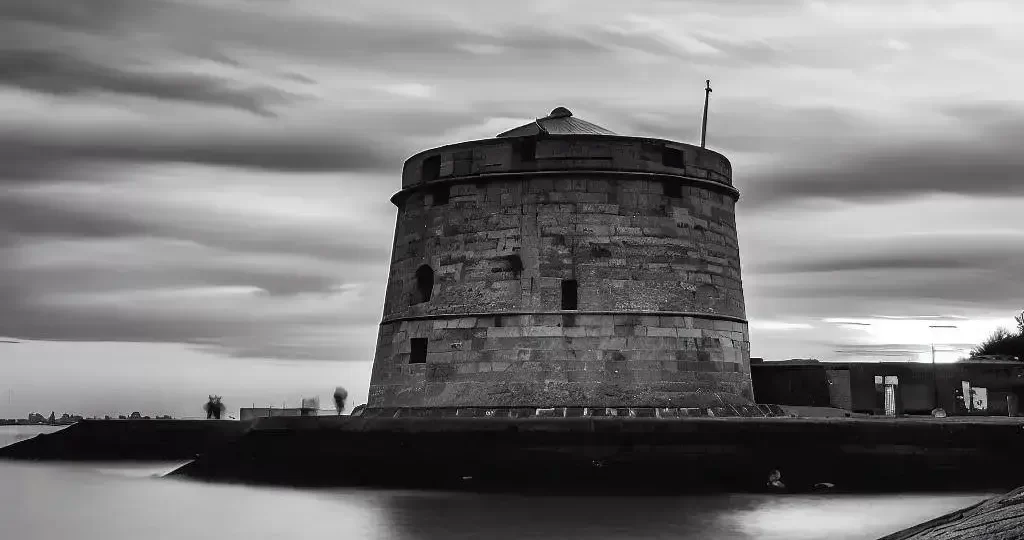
[2,0,1024,372]
[0,49,291,116]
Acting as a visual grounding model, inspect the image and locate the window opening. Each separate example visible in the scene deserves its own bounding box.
[430,185,450,205]
[561,279,578,310]
[663,181,682,198]
[662,147,684,168]
[422,155,441,182]
[519,138,536,162]
[410,338,428,364]
[415,265,434,303]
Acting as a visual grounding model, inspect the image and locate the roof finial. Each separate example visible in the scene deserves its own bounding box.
[701,79,712,149]
[549,106,572,118]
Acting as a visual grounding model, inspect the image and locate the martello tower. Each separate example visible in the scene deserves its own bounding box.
[368,107,751,409]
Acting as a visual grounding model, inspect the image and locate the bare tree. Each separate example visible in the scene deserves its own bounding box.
[204,395,225,419]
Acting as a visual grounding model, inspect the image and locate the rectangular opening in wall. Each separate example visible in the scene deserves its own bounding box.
[561,279,578,310]
[410,338,428,364]
[663,180,682,198]
[422,155,441,182]
[662,147,684,168]
[429,185,449,205]
[518,137,536,162]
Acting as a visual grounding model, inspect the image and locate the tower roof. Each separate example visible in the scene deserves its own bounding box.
[496,106,618,138]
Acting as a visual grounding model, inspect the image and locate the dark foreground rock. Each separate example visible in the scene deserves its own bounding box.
[171,415,1024,493]
[0,419,251,461]
[880,487,1024,539]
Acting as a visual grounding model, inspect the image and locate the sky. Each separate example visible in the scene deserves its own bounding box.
[1,0,1023,418]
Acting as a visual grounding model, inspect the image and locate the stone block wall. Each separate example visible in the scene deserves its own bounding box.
[369,135,751,408]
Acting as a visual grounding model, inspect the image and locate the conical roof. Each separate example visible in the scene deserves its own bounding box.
[496,107,617,137]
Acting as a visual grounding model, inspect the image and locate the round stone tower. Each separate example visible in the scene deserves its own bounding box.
[368,107,751,409]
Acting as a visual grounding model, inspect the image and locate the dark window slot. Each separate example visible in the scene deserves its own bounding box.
[561,279,578,310]
[663,181,682,198]
[422,155,441,181]
[662,147,684,168]
[519,138,536,162]
[430,185,449,205]
[415,265,434,303]
[410,338,428,364]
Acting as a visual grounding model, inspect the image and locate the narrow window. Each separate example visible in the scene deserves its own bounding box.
[662,147,684,168]
[415,265,434,303]
[422,155,441,182]
[430,185,449,205]
[561,279,578,310]
[410,338,428,364]
[663,181,682,198]
[519,138,536,162]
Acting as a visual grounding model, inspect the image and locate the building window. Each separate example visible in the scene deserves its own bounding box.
[663,181,682,198]
[415,265,434,303]
[662,147,684,168]
[410,338,427,364]
[519,137,536,162]
[422,155,441,182]
[561,279,578,310]
[429,185,449,206]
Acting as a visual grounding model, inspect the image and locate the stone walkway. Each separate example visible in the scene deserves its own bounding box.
[881,487,1024,539]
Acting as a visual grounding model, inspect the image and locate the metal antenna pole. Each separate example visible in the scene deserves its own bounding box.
[701,79,712,148]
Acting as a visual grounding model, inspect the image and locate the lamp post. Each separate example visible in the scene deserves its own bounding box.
[929,325,957,412]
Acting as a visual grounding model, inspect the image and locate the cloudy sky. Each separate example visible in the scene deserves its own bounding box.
[2,0,1023,418]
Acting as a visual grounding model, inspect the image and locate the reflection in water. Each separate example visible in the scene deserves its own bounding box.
[370,490,992,540]
[0,460,995,540]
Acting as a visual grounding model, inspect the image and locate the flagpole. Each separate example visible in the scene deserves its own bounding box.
[701,79,712,148]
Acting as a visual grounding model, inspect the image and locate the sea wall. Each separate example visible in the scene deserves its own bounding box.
[173,416,1024,492]
[0,419,251,461]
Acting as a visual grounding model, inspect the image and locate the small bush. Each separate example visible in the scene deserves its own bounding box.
[972,327,1024,359]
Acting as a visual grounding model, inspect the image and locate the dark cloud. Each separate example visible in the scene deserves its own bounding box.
[0,0,150,33]
[752,233,1024,275]
[739,104,1024,206]
[0,197,151,239]
[0,49,290,116]
[0,236,383,357]
[614,102,875,155]
[0,192,394,262]
[0,126,404,180]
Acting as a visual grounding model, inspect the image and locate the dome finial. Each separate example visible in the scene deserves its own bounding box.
[549,106,572,118]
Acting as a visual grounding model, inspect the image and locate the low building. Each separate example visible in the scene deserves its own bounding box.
[238,407,318,421]
[751,359,1024,416]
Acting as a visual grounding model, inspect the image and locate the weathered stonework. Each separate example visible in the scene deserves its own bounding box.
[369,113,752,408]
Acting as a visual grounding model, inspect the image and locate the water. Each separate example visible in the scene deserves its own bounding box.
[0,424,65,448]
[0,426,996,539]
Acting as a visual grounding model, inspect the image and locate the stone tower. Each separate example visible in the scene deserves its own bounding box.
[368,107,751,410]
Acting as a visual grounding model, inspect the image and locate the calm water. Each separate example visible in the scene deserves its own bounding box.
[0,426,995,540]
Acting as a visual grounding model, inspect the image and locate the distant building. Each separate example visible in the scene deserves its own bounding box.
[238,407,318,421]
[752,360,1024,416]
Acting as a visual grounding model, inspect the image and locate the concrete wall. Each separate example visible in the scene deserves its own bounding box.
[753,362,1024,416]
[238,408,313,421]
[751,365,833,407]
[369,135,751,408]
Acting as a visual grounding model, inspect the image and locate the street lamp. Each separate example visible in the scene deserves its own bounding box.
[929,325,958,412]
